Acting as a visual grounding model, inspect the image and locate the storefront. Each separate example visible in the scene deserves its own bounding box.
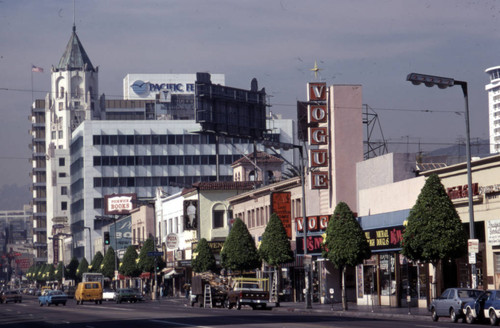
[356,210,431,307]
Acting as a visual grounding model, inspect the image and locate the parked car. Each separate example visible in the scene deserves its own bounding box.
[103,288,116,301]
[430,288,482,322]
[115,288,143,304]
[38,290,68,306]
[0,290,22,304]
[464,289,500,325]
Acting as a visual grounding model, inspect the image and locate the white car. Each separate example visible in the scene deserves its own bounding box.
[102,289,116,301]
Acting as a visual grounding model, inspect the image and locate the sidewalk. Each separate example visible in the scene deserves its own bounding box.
[273,301,431,321]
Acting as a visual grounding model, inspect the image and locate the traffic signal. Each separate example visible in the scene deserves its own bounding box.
[104,231,110,245]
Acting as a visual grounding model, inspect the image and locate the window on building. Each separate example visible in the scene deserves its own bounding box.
[93,198,103,209]
[168,219,173,234]
[59,157,65,166]
[61,202,67,211]
[59,172,66,178]
[61,186,67,195]
[174,217,178,234]
[213,209,224,229]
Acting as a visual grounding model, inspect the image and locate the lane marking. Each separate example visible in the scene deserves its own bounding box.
[150,319,212,328]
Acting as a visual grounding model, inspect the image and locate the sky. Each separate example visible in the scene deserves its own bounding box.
[0,0,499,192]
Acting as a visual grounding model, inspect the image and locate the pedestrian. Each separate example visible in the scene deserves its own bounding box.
[183,283,190,299]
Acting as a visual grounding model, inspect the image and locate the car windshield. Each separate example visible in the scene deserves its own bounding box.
[458,290,481,298]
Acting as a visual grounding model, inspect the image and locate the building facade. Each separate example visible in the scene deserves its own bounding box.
[485,66,500,154]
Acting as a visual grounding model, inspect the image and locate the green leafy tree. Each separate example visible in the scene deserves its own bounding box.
[48,264,56,281]
[323,202,371,311]
[76,257,89,282]
[192,238,217,273]
[90,251,104,273]
[55,262,67,282]
[401,174,467,293]
[66,257,79,281]
[119,245,140,278]
[137,238,155,273]
[221,218,261,272]
[101,247,116,279]
[259,213,293,306]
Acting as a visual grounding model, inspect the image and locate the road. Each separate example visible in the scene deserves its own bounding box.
[0,295,472,328]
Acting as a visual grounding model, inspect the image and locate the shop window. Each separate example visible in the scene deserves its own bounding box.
[379,254,396,296]
[213,209,224,229]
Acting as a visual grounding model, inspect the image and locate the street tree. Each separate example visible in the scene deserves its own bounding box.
[401,173,467,293]
[66,257,79,281]
[76,257,89,282]
[137,237,155,273]
[192,238,217,273]
[259,213,293,305]
[221,218,261,272]
[120,245,140,278]
[101,247,116,279]
[323,202,371,311]
[90,251,104,273]
[55,262,66,282]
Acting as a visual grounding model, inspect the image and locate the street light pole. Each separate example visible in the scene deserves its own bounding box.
[406,73,476,288]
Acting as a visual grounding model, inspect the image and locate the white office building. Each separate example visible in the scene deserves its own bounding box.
[32,24,297,264]
[485,66,500,154]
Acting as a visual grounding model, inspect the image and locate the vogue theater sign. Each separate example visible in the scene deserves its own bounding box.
[308,82,329,189]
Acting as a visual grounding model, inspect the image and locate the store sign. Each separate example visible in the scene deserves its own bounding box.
[192,240,224,254]
[271,192,292,238]
[166,233,179,249]
[364,226,404,250]
[296,215,330,232]
[104,193,137,215]
[307,82,329,190]
[487,219,500,246]
[296,236,324,255]
[447,183,479,200]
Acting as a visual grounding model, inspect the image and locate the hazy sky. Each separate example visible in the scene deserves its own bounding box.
[1,0,499,190]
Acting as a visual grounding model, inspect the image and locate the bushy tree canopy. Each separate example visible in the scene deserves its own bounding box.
[76,257,89,281]
[137,238,155,273]
[192,238,217,273]
[322,202,371,268]
[66,257,79,281]
[90,251,104,273]
[402,173,467,263]
[55,262,66,282]
[101,247,116,279]
[120,245,140,278]
[259,213,293,266]
[221,218,261,271]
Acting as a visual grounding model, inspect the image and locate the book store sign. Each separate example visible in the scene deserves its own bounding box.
[364,226,404,251]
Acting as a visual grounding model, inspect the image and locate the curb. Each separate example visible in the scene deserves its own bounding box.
[271,306,431,321]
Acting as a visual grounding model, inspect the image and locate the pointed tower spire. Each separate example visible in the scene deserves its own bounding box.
[57,26,95,71]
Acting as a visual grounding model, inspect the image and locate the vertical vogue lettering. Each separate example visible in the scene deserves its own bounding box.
[310,149,328,167]
[310,127,328,144]
[307,82,329,190]
[308,82,327,101]
[309,105,327,123]
[311,172,329,189]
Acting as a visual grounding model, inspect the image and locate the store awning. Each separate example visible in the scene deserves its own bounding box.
[163,268,183,279]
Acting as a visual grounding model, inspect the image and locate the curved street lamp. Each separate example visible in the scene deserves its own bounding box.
[406,72,476,288]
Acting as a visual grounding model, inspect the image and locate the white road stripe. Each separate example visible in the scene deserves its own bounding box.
[150,319,212,328]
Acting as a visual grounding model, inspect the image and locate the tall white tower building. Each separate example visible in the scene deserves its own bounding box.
[45,24,101,263]
[485,66,500,154]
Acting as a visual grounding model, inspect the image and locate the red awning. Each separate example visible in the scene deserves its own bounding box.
[140,272,152,279]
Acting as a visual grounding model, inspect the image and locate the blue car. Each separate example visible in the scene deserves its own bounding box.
[38,290,68,306]
[464,290,500,325]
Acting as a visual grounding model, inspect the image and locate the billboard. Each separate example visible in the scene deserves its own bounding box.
[195,72,267,140]
[109,216,132,251]
[271,192,292,238]
[183,200,198,230]
[104,193,137,215]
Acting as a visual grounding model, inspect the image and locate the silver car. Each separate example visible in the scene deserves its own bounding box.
[430,288,482,322]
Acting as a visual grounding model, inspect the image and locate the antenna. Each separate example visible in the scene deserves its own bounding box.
[73,0,76,31]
